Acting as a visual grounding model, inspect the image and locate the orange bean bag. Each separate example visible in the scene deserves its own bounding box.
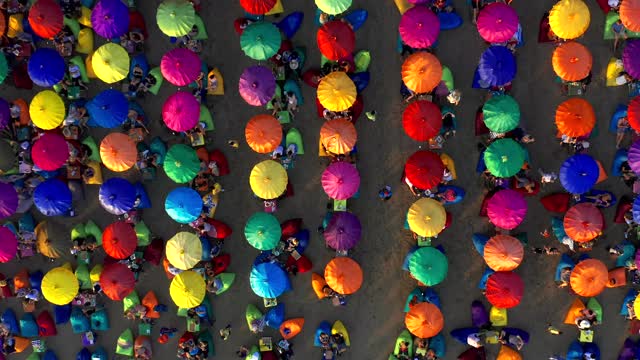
[312,273,327,299]
[13,268,29,291]
[13,99,30,126]
[595,160,607,184]
[564,298,586,325]
[142,291,160,319]
[13,336,30,353]
[497,345,522,360]
[279,318,304,340]
[607,267,627,288]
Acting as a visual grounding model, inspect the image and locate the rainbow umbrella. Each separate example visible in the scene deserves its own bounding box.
[91,0,130,39]
[30,90,65,130]
[161,48,201,87]
[28,48,65,88]
[628,139,640,175]
[87,89,128,128]
[483,94,520,133]
[483,138,525,178]
[487,189,527,230]
[28,0,63,39]
[250,263,291,298]
[0,226,17,263]
[316,0,351,15]
[156,0,196,37]
[623,40,640,80]
[164,144,200,184]
[240,21,282,61]
[321,162,360,200]
[0,182,18,219]
[92,43,130,84]
[559,154,599,194]
[34,179,72,216]
[408,246,448,286]
[0,98,10,129]
[165,187,203,224]
[478,46,517,87]
[99,178,136,215]
[477,3,518,43]
[162,91,199,132]
[399,6,440,49]
[324,212,361,251]
[31,132,69,171]
[244,212,281,251]
[239,66,276,106]
[241,0,276,15]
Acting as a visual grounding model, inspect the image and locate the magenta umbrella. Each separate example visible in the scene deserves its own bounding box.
[408,0,429,3]
[399,6,440,49]
[486,189,527,230]
[0,182,18,220]
[324,211,362,251]
[91,0,129,39]
[0,226,17,263]
[162,91,200,132]
[628,139,640,175]
[239,65,276,106]
[477,2,519,43]
[321,162,360,200]
[161,48,202,86]
[623,40,640,80]
[31,132,69,171]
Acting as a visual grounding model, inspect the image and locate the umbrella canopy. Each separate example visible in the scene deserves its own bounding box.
[245,212,282,251]
[405,150,444,190]
[92,43,130,84]
[100,263,135,300]
[320,118,357,154]
[549,0,590,40]
[555,98,595,137]
[245,114,283,154]
[0,98,10,129]
[482,95,520,133]
[31,132,69,171]
[484,235,524,271]
[240,21,282,60]
[241,0,276,14]
[405,302,444,338]
[629,138,640,174]
[30,90,65,130]
[162,91,200,132]
[552,41,593,82]
[399,6,440,49]
[477,2,519,43]
[28,48,65,88]
[317,72,357,111]
[487,189,527,230]
[0,182,18,219]
[28,0,63,39]
[91,0,129,39]
[250,263,291,298]
[156,0,196,37]
[570,259,607,297]
[250,160,288,199]
[317,20,355,61]
[316,0,351,15]
[485,271,523,309]
[402,52,442,93]
[629,96,640,132]
[483,138,525,178]
[324,257,363,295]
[402,100,442,141]
[0,226,17,263]
[100,133,137,172]
[166,232,202,270]
[408,247,448,286]
[623,40,640,80]
[34,179,71,216]
[621,0,640,32]
[99,178,136,215]
[559,154,599,194]
[164,144,199,183]
[161,48,201,87]
[165,187,202,224]
[564,203,603,242]
[170,270,205,308]
[35,221,66,259]
[478,46,517,87]
[324,212,362,251]
[87,89,128,128]
[321,162,360,200]
[633,196,640,223]
[103,221,137,259]
[41,267,78,305]
[239,66,276,106]
[407,198,446,237]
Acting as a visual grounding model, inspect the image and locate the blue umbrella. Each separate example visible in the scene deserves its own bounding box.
[165,187,203,224]
[560,154,599,194]
[99,178,136,215]
[34,179,72,216]
[249,263,291,298]
[28,48,65,88]
[87,90,128,128]
[478,46,516,87]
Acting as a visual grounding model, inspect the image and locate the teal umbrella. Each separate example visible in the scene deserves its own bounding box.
[244,212,282,250]
[482,95,520,133]
[240,21,282,60]
[408,247,448,286]
[164,144,199,184]
[484,138,526,178]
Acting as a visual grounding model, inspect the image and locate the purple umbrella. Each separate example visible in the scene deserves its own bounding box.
[477,3,519,43]
[623,39,640,80]
[91,0,130,39]
[399,6,440,49]
[239,65,276,106]
[0,98,10,129]
[628,139,640,175]
[0,226,17,263]
[478,45,516,87]
[0,182,17,219]
[324,212,362,251]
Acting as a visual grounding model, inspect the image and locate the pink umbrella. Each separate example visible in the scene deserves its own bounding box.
[321,162,360,200]
[408,0,429,3]
[31,132,69,171]
[477,3,519,43]
[160,48,202,87]
[0,182,18,219]
[0,226,17,263]
[399,6,440,49]
[487,189,527,230]
[239,65,276,106]
[162,91,200,132]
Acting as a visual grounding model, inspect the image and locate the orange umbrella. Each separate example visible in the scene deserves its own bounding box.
[100,133,137,172]
[552,41,592,81]
[324,257,363,295]
[569,259,608,297]
[401,51,442,94]
[245,114,282,154]
[483,235,524,271]
[404,302,444,338]
[320,118,357,155]
[563,203,603,242]
[621,0,640,32]
[555,98,595,137]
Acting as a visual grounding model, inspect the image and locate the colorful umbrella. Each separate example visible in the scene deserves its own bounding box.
[324,257,363,295]
[28,48,65,88]
[484,235,524,271]
[250,263,291,298]
[91,0,130,39]
[552,41,592,82]
[31,132,68,171]
[28,0,63,39]
[161,48,201,87]
[621,0,640,32]
[0,98,10,129]
[402,100,442,141]
[628,138,640,174]
[482,95,520,133]
[245,114,283,154]
[405,303,444,338]
[549,0,590,40]
[239,66,276,106]
[165,188,202,224]
[41,267,78,305]
[401,52,442,93]
[87,89,128,128]
[399,6,440,49]
[102,221,137,259]
[317,20,355,61]
[324,212,362,251]
[320,118,357,154]
[623,40,640,80]
[241,0,276,14]
[162,91,200,132]
[317,72,357,111]
[483,138,525,178]
[564,203,603,242]
[156,0,196,37]
[559,154,598,194]
[633,196,640,223]
[487,189,527,230]
[478,46,516,87]
[405,150,444,190]
[0,226,17,263]
[100,263,135,300]
[316,0,351,15]
[555,98,595,137]
[30,90,65,130]
[477,2,518,43]
[485,271,523,309]
[321,162,360,200]
[245,212,282,251]
[164,144,200,183]
[240,21,282,61]
[35,221,67,259]
[250,160,288,199]
[408,247,448,286]
[34,179,72,216]
[407,198,446,237]
[629,96,640,132]
[0,182,18,219]
[100,133,137,172]
[570,259,607,297]
[99,177,136,215]
[166,232,202,270]
[170,270,205,307]
[92,43,130,84]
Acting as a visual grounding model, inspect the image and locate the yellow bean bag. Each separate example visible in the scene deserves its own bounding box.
[79,7,92,28]
[90,264,103,283]
[8,14,23,38]
[440,153,457,180]
[207,68,224,95]
[85,53,97,79]
[61,262,74,272]
[394,0,413,14]
[606,57,624,87]
[266,0,284,15]
[489,306,507,326]
[76,28,94,55]
[84,161,103,185]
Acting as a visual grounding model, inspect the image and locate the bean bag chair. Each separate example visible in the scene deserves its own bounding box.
[206,219,232,239]
[83,161,103,185]
[69,56,90,84]
[76,28,93,54]
[128,9,147,37]
[79,6,92,26]
[604,12,640,40]
[450,327,479,345]
[276,11,303,39]
[312,273,327,299]
[190,14,207,39]
[478,268,494,290]
[607,267,627,288]
[207,68,224,95]
[497,345,521,360]
[615,197,633,224]
[213,273,235,295]
[75,264,92,290]
[302,69,322,88]
[582,343,600,359]
[610,104,629,133]
[427,332,445,357]
[343,9,367,31]
[14,268,29,291]
[478,190,495,216]
[404,287,425,312]
[29,271,43,292]
[402,246,419,271]
[86,53,97,79]
[134,182,151,209]
[142,291,161,318]
[81,136,101,163]
[134,336,152,358]
[84,220,102,245]
[20,314,38,337]
[0,273,13,298]
[211,253,230,275]
[70,308,90,334]
[458,346,486,360]
[612,148,628,176]
[19,212,36,233]
[439,11,463,30]
[551,217,567,243]
[143,237,163,265]
[2,309,19,335]
[586,297,603,324]
[245,304,262,329]
[64,16,80,37]
[123,291,140,312]
[53,305,71,325]
[285,253,312,273]
[283,78,303,105]
[135,221,151,247]
[537,13,553,43]
[490,306,508,327]
[7,14,23,38]
[280,318,304,340]
[471,300,489,327]
[70,224,86,243]
[606,58,625,87]
[115,328,134,356]
[26,353,40,360]
[621,289,638,316]
[90,309,109,331]
[129,54,149,81]
[618,338,636,360]
[146,67,163,95]
[354,50,371,73]
[264,303,285,330]
[292,229,310,254]
[564,298,586,325]
[440,153,457,179]
[540,193,571,213]
[37,311,56,337]
[208,149,229,176]
[199,105,214,131]
[616,242,636,267]
[314,321,332,346]
[555,254,575,282]
[77,348,91,360]
[350,72,369,93]
[281,218,302,238]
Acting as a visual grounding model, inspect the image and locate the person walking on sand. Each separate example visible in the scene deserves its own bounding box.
[378,186,392,201]
[219,324,231,340]
[365,110,377,122]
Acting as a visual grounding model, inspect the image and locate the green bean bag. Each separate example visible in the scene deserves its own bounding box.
[75,264,92,290]
[115,328,134,356]
[354,50,371,73]
[135,221,150,247]
[71,224,87,241]
[587,298,603,323]
[26,352,40,360]
[285,128,304,155]
[70,308,90,334]
[123,291,140,313]
[246,304,262,328]
[200,105,214,131]
[213,273,235,295]
[63,16,81,37]
[198,330,215,356]
[69,56,89,84]
[81,136,100,162]
[90,309,110,331]
[84,220,102,246]
[177,307,189,317]
[147,67,163,95]
[441,65,454,92]
[604,12,640,40]
[193,14,208,40]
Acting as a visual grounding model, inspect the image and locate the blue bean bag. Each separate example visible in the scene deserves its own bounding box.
[618,338,636,360]
[54,305,72,325]
[404,287,425,312]
[129,54,149,81]
[478,268,494,290]
[70,308,90,334]
[200,237,212,261]
[551,216,567,243]
[294,229,310,254]
[424,288,441,309]
[578,190,617,208]
[20,313,38,338]
[476,149,487,173]
[344,9,368,31]
[450,328,479,345]
[472,234,489,255]
[471,300,489,327]
[502,327,529,343]
[283,79,304,105]
[438,11,463,30]
[616,241,636,267]
[77,348,92,360]
[621,289,638,316]
[43,350,58,360]
[134,182,151,209]
[555,254,575,282]
[92,347,108,360]
[583,343,600,359]
[567,340,583,360]
[276,11,304,39]
[609,104,628,133]
[129,101,148,125]
[19,212,35,232]
[314,321,332,346]
[90,309,110,332]
[265,303,285,329]
[612,148,628,177]
[2,308,20,334]
[29,270,43,292]
[349,72,369,93]
[429,332,446,358]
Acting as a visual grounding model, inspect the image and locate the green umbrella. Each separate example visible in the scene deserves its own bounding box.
[316,0,352,15]
[156,0,196,37]
[482,95,520,133]
[164,144,199,183]
[0,53,7,84]
[484,138,526,178]
[240,21,282,61]
[408,247,448,286]
[244,212,282,250]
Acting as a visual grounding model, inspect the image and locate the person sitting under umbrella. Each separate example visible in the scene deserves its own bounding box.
[60,0,82,18]
[179,26,203,53]
[54,27,76,57]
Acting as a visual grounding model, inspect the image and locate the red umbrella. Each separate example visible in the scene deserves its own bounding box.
[404,150,445,190]
[100,263,135,300]
[402,100,442,141]
[485,271,524,309]
[240,0,276,15]
[317,21,355,61]
[31,132,69,171]
[102,221,137,260]
[629,96,640,132]
[28,0,63,39]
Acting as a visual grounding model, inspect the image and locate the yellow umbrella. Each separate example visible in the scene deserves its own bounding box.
[317,72,357,112]
[549,0,590,40]
[41,267,79,305]
[166,232,203,270]
[35,221,67,259]
[92,43,130,84]
[169,270,205,308]
[29,90,65,130]
[407,198,446,237]
[250,160,288,200]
